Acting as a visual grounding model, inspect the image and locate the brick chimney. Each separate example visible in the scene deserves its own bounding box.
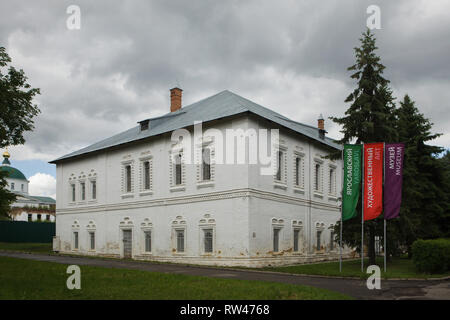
[170,87,183,112]
[318,114,325,139]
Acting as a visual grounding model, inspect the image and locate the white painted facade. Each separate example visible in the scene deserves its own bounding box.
[54,113,350,267]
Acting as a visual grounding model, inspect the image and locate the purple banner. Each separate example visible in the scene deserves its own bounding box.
[384,143,405,220]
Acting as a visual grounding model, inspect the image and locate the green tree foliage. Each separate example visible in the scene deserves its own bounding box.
[0,46,41,217]
[386,95,449,256]
[0,171,16,219]
[330,30,397,264]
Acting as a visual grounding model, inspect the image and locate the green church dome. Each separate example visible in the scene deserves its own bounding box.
[1,150,27,181]
[0,165,27,181]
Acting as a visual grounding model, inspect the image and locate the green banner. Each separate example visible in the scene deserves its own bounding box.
[342,144,362,221]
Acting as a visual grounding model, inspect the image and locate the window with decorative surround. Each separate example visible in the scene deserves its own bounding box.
[69,183,76,203]
[169,148,185,192]
[271,218,285,253]
[196,138,215,188]
[328,165,337,197]
[199,214,216,255]
[171,216,187,254]
[121,159,135,198]
[273,143,287,189]
[315,222,325,252]
[292,220,303,253]
[86,220,96,251]
[329,225,335,251]
[313,158,324,195]
[293,151,305,192]
[140,218,153,254]
[71,220,80,250]
[139,155,153,196]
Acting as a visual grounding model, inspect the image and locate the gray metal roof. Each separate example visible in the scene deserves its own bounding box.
[50,90,341,163]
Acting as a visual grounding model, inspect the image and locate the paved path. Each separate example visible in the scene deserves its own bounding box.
[1,251,448,300]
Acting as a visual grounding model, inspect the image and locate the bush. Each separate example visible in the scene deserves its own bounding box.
[411,239,450,274]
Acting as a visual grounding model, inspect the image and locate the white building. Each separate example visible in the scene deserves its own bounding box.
[1,151,56,222]
[51,89,348,267]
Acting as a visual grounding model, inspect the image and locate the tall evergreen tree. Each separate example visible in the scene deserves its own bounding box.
[386,95,449,256]
[330,29,397,264]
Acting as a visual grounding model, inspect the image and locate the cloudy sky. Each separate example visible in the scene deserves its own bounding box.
[1,0,449,198]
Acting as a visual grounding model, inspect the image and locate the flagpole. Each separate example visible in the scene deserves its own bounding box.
[383,143,386,273]
[340,148,344,273]
[361,143,364,272]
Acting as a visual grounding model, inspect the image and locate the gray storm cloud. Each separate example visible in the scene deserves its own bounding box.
[0,0,448,161]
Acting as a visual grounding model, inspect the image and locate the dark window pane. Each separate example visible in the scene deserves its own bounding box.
[204,229,213,253]
[144,161,150,190]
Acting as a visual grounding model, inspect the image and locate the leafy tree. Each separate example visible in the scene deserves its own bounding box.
[0,46,41,217]
[0,171,16,219]
[330,30,397,264]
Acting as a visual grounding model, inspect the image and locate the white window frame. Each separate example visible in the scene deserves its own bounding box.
[293,151,305,193]
[196,138,215,188]
[71,220,80,251]
[199,214,216,255]
[140,218,153,255]
[78,180,86,203]
[315,222,325,253]
[69,182,76,203]
[273,144,287,189]
[139,155,153,196]
[171,216,187,254]
[121,160,135,198]
[313,158,324,196]
[86,220,96,252]
[292,220,303,254]
[169,148,185,192]
[271,218,285,254]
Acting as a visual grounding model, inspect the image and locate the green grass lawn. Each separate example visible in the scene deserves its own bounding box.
[0,256,351,300]
[0,242,52,254]
[261,257,450,279]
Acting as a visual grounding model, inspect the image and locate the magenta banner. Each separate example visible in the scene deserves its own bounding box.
[384,143,405,220]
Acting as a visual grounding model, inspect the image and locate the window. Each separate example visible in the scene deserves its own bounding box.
[144,230,151,252]
[330,230,334,250]
[11,183,14,190]
[295,157,301,186]
[202,148,211,181]
[125,165,132,192]
[143,161,151,190]
[316,230,322,250]
[293,229,300,252]
[46,215,50,221]
[314,163,321,191]
[276,151,283,181]
[329,168,336,195]
[175,154,182,185]
[74,232,79,249]
[80,182,86,200]
[176,230,185,252]
[71,184,76,202]
[91,180,97,199]
[21,184,24,192]
[203,229,213,253]
[273,228,280,252]
[89,232,95,250]
[37,214,41,221]
[28,214,32,222]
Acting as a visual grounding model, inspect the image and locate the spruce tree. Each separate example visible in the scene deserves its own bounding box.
[330,29,397,265]
[387,95,449,256]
